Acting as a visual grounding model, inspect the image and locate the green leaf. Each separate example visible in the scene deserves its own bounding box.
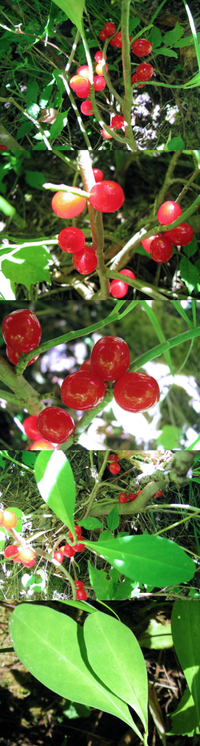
[112,578,139,600]
[84,611,148,737]
[139,619,173,649]
[155,48,178,57]
[168,688,200,735]
[107,505,119,532]
[1,245,51,290]
[141,300,174,374]
[86,534,195,587]
[180,257,200,293]
[79,517,103,530]
[49,111,70,139]
[149,26,162,48]
[34,451,76,535]
[9,604,136,730]
[163,23,184,47]
[183,235,197,258]
[52,0,85,36]
[167,136,185,150]
[25,171,46,189]
[171,599,200,727]
[88,561,116,600]
[156,425,181,449]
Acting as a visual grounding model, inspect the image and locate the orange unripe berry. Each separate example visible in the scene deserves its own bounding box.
[17,546,35,566]
[2,510,17,529]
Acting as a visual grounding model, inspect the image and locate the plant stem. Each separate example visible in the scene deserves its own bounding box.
[121,0,137,151]
[83,451,110,517]
[89,480,166,516]
[0,357,43,415]
[77,151,109,298]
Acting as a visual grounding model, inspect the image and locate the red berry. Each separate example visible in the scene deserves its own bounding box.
[2,510,17,529]
[51,189,86,219]
[2,309,41,355]
[17,546,35,567]
[53,548,65,563]
[109,462,121,474]
[99,30,107,41]
[61,370,105,410]
[74,580,84,589]
[94,51,107,62]
[68,525,82,541]
[103,22,116,36]
[73,542,85,552]
[89,181,125,213]
[101,127,113,139]
[77,65,90,79]
[127,490,142,501]
[92,169,104,182]
[23,415,40,440]
[93,76,107,91]
[80,100,93,115]
[30,439,56,450]
[135,63,154,81]
[80,358,92,371]
[6,346,39,366]
[76,589,87,600]
[131,72,145,88]
[152,490,163,498]
[58,227,85,253]
[4,544,20,560]
[118,493,128,503]
[114,372,160,412]
[95,62,108,76]
[157,201,182,225]
[141,235,158,252]
[69,75,90,97]
[37,407,75,444]
[150,236,173,263]
[163,223,194,246]
[63,543,76,557]
[111,115,124,129]
[72,245,98,274]
[91,336,130,382]
[109,269,135,298]
[132,39,152,56]
[108,453,118,462]
[0,145,8,150]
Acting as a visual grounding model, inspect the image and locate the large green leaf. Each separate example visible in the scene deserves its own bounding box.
[171,600,200,727]
[9,604,136,730]
[84,611,148,738]
[168,689,200,735]
[34,451,75,535]
[139,619,173,649]
[52,0,85,35]
[85,534,195,587]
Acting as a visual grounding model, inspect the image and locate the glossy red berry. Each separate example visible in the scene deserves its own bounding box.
[6,346,39,366]
[150,236,173,263]
[109,462,121,475]
[73,542,85,552]
[51,189,86,219]
[89,181,125,213]
[93,76,107,91]
[0,145,8,150]
[63,543,76,557]
[135,63,154,81]
[76,589,87,600]
[77,65,90,79]
[132,39,153,56]
[61,371,105,410]
[127,490,142,501]
[58,227,85,253]
[118,493,128,503]
[141,234,158,252]
[157,201,182,225]
[23,415,40,440]
[103,22,116,36]
[94,51,107,62]
[108,453,118,462]
[69,75,90,97]
[80,358,92,371]
[152,490,163,498]
[109,32,131,48]
[114,372,160,412]
[93,168,104,182]
[72,245,98,274]
[111,115,124,129]
[53,548,65,563]
[99,30,107,41]
[68,525,82,541]
[2,510,17,529]
[101,127,113,139]
[91,336,130,382]
[109,269,135,298]
[131,72,145,88]
[37,407,75,444]
[2,309,42,354]
[74,580,84,589]
[4,544,20,560]
[163,223,194,245]
[80,100,93,115]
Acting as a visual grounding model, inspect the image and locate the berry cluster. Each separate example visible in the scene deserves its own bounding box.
[53,524,87,600]
[142,200,194,263]
[118,490,142,503]
[108,453,121,475]
[1,509,35,567]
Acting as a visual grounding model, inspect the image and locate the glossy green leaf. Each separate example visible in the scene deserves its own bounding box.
[168,689,200,735]
[88,561,116,600]
[84,611,148,738]
[107,505,119,531]
[85,534,195,587]
[171,600,200,727]
[34,451,75,535]
[139,619,173,649]
[79,517,103,530]
[167,136,185,150]
[9,604,136,730]
[52,0,85,35]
